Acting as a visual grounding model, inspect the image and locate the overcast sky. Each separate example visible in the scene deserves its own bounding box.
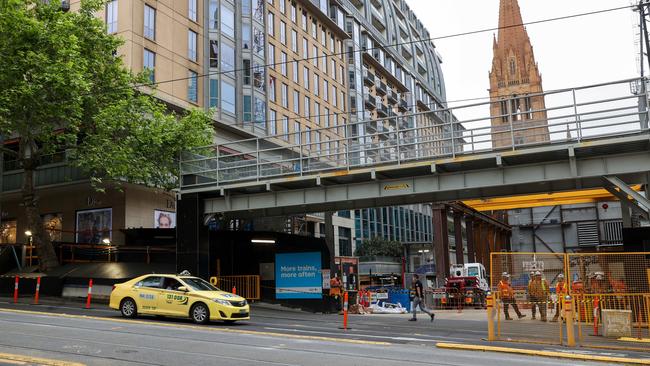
[405,0,640,106]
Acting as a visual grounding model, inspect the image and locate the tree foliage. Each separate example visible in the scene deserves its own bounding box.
[0,0,213,271]
[354,237,403,258]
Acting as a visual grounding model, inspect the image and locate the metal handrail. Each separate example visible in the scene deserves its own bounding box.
[180,77,650,189]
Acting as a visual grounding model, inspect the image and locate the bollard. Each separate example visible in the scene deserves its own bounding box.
[486,293,495,341]
[232,286,236,295]
[85,279,93,309]
[34,277,41,305]
[593,297,599,336]
[13,276,19,304]
[343,291,349,330]
[564,295,576,347]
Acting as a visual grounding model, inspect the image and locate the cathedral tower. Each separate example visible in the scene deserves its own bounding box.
[490,0,549,148]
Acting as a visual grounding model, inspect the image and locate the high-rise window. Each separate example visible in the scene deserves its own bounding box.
[188,30,197,61]
[209,0,218,29]
[281,83,288,108]
[315,131,320,152]
[221,6,234,37]
[188,70,198,103]
[301,11,307,31]
[221,80,236,113]
[243,59,251,85]
[332,86,337,107]
[293,90,299,114]
[305,126,311,146]
[313,74,319,96]
[291,30,298,53]
[221,43,234,71]
[143,49,155,83]
[303,66,309,88]
[242,0,251,16]
[280,21,286,44]
[323,80,328,101]
[268,43,275,68]
[302,38,308,59]
[322,51,327,72]
[144,5,155,40]
[188,0,197,22]
[304,96,310,117]
[324,107,329,127]
[280,52,287,76]
[269,76,276,101]
[282,116,289,140]
[314,102,320,125]
[106,0,118,34]
[209,78,218,108]
[243,95,252,122]
[279,0,285,13]
[269,109,277,135]
[267,13,274,36]
[331,60,336,80]
[311,19,317,39]
[209,40,218,68]
[312,45,317,66]
[294,122,301,144]
[290,3,296,22]
[242,23,252,49]
[292,61,298,83]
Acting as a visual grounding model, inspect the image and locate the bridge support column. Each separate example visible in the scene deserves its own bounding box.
[465,216,476,263]
[432,204,450,286]
[453,211,464,265]
[324,212,336,273]
[177,193,211,278]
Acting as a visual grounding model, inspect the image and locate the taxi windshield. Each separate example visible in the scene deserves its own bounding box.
[182,277,219,291]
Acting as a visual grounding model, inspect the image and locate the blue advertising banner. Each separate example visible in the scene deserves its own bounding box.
[275,252,322,299]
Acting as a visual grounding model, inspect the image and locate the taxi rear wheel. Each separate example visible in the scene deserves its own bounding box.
[190,303,209,324]
[120,298,137,318]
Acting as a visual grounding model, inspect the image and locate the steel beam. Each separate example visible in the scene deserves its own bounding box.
[603,175,650,213]
[465,216,476,263]
[432,204,450,285]
[453,211,464,265]
[204,150,650,218]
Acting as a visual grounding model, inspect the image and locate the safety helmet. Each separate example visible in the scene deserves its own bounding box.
[502,272,510,277]
[534,271,542,276]
[594,271,604,280]
[557,273,565,279]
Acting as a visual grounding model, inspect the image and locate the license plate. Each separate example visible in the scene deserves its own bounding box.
[239,309,247,313]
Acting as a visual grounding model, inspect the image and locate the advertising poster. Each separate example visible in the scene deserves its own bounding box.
[275,252,322,299]
[76,208,112,244]
[154,210,176,229]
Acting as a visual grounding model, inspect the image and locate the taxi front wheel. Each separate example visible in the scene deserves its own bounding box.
[120,298,137,318]
[190,303,210,324]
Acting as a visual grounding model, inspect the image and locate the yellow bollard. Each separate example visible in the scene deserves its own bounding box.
[487,293,495,341]
[565,295,576,347]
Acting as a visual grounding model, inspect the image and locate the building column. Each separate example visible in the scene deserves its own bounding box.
[432,204,450,285]
[453,211,464,265]
[465,216,476,263]
[324,212,336,272]
[177,193,210,278]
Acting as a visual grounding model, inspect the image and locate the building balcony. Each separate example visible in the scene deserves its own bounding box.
[387,90,399,104]
[375,81,387,96]
[363,70,375,86]
[398,98,408,112]
[364,95,377,110]
[376,104,389,117]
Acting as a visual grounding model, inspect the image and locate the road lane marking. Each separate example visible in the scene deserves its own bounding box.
[436,342,650,365]
[0,308,390,346]
[0,352,84,366]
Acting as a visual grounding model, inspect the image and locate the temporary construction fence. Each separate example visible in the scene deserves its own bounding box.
[209,275,260,300]
[490,252,650,350]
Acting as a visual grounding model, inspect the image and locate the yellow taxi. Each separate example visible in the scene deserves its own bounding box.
[109,273,250,324]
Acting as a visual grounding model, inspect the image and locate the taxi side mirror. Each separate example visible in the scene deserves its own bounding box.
[177,286,188,292]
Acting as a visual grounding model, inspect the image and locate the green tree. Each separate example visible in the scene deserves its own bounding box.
[354,237,403,258]
[0,0,213,271]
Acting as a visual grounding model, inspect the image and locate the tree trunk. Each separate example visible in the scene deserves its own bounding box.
[22,158,59,272]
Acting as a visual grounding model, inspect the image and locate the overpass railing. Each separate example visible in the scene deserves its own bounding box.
[180,78,650,189]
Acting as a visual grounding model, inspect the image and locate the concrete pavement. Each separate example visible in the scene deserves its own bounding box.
[0,305,624,366]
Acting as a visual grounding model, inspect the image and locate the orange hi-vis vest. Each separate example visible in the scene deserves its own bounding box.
[498,280,514,299]
[556,281,567,297]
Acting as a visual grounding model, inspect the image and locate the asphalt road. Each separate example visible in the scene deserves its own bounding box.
[0,298,635,366]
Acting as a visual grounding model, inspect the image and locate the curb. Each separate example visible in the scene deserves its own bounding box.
[435,342,650,365]
[0,351,85,366]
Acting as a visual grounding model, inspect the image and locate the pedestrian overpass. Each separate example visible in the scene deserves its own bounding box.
[180,78,650,218]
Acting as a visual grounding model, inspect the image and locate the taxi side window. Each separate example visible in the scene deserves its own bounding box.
[162,278,184,291]
[140,276,163,289]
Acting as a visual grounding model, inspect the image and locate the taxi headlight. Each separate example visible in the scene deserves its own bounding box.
[212,299,230,306]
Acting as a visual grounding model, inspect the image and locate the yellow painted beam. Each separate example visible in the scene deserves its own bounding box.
[463,186,642,211]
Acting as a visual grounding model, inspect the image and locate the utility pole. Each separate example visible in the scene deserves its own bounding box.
[636,1,650,129]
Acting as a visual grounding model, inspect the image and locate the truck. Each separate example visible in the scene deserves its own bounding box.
[437,263,489,309]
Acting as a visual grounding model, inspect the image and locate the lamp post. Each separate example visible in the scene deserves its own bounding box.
[24,230,33,268]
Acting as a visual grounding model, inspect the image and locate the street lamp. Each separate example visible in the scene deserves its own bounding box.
[24,230,32,237]
[102,238,111,245]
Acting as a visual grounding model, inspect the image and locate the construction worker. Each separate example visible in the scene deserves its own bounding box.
[498,272,525,320]
[528,271,549,321]
[329,274,343,312]
[551,273,567,322]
